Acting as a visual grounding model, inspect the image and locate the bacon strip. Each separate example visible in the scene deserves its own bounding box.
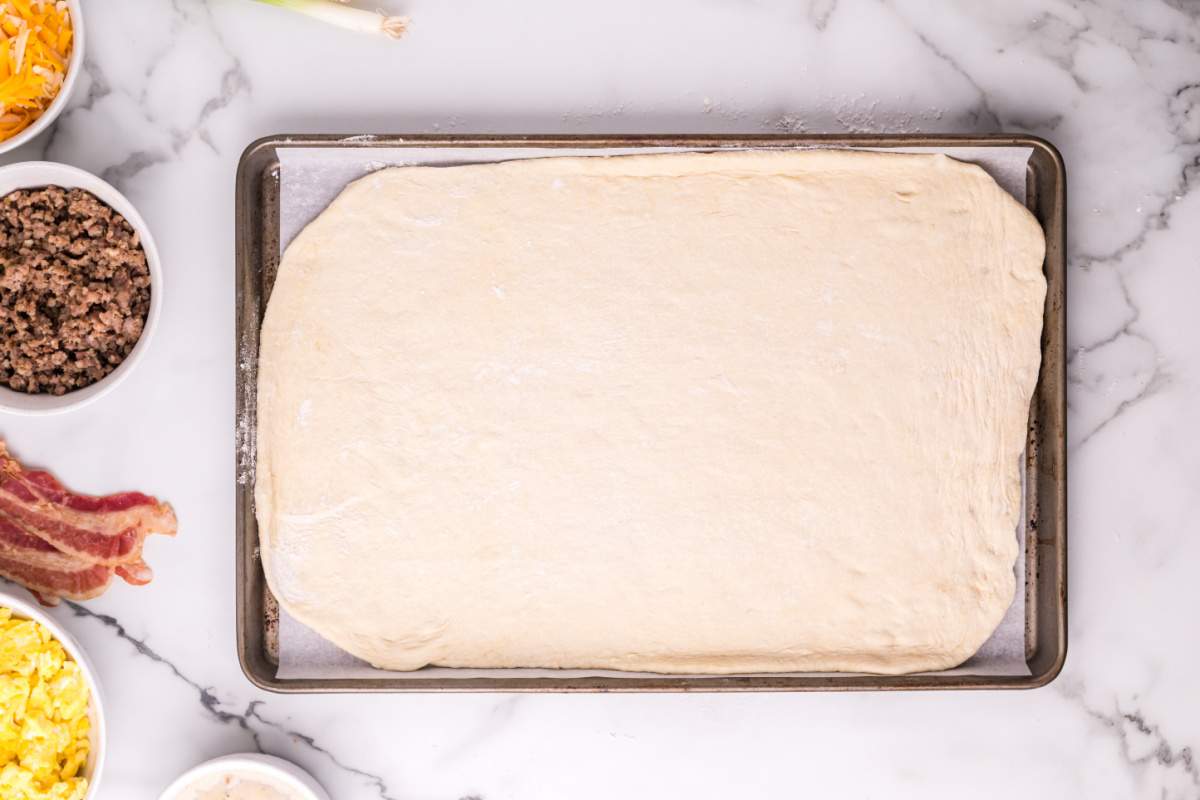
[115,561,154,585]
[0,514,58,555]
[0,554,113,603]
[0,442,176,604]
[0,516,152,600]
[0,443,176,566]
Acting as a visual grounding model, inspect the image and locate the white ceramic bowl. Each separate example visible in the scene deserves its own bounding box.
[0,0,85,156]
[159,754,331,800]
[0,589,106,798]
[0,161,163,415]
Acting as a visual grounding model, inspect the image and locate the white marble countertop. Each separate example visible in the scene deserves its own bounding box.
[1,0,1198,797]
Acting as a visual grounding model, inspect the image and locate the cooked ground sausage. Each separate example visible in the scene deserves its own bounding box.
[0,186,151,395]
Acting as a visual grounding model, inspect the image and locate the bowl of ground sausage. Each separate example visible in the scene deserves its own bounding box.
[0,161,162,415]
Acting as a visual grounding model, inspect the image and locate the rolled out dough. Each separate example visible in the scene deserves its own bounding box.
[256,150,1046,675]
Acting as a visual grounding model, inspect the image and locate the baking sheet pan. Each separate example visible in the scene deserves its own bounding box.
[235,134,1067,692]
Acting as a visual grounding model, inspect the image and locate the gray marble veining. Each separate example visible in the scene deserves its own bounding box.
[0,0,1197,797]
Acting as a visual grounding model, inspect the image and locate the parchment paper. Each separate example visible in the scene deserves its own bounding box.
[272,143,1035,680]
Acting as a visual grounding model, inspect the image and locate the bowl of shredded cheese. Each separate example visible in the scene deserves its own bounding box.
[0,0,82,153]
[0,590,104,800]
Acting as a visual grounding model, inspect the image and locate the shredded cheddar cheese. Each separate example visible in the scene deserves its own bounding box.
[0,0,72,142]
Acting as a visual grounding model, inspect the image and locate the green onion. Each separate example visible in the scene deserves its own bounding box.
[252,0,408,38]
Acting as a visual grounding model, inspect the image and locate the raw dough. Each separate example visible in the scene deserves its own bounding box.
[256,150,1046,675]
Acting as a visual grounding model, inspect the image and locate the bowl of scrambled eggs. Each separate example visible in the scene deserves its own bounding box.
[0,591,104,800]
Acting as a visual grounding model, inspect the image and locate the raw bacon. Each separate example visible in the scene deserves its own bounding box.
[0,442,176,604]
[0,553,113,603]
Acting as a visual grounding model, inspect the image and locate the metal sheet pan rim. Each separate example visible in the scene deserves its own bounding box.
[235,133,1067,693]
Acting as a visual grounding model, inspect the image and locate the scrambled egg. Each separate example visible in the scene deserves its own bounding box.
[0,608,89,800]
